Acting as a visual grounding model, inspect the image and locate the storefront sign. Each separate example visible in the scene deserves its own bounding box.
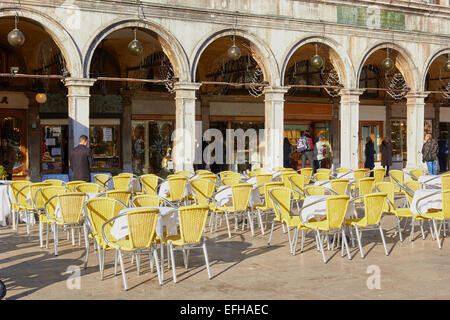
[337,5,405,30]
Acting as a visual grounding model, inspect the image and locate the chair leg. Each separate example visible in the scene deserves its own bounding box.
[315,229,327,263]
[83,225,89,269]
[420,221,425,240]
[45,223,49,248]
[153,246,162,286]
[148,251,153,273]
[39,221,43,248]
[182,249,188,269]
[202,239,212,279]
[428,219,435,240]
[169,242,177,283]
[410,217,416,242]
[71,228,75,246]
[432,218,442,249]
[342,228,352,260]
[12,209,16,231]
[209,212,214,233]
[286,225,293,253]
[54,225,58,256]
[395,216,403,242]
[25,209,30,235]
[114,249,118,276]
[247,211,255,237]
[118,249,128,290]
[348,226,355,247]
[354,225,364,258]
[136,252,141,275]
[257,209,265,236]
[300,229,305,253]
[97,243,103,279]
[326,234,330,251]
[292,228,299,255]
[267,221,275,248]
[378,224,389,256]
[225,213,231,238]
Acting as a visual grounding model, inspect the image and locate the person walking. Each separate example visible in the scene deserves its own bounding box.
[298,130,314,169]
[364,137,376,175]
[422,133,438,175]
[380,137,393,176]
[283,137,293,168]
[313,137,326,173]
[437,135,448,173]
[69,135,94,182]
[0,138,16,180]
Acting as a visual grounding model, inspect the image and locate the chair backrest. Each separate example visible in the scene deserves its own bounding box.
[325,195,350,229]
[359,177,375,196]
[127,208,160,249]
[373,167,386,184]
[231,183,252,211]
[106,190,131,206]
[41,186,68,219]
[262,182,284,209]
[42,179,64,186]
[353,169,367,181]
[66,180,86,192]
[300,168,313,178]
[281,173,296,189]
[375,182,395,213]
[442,174,450,190]
[443,190,450,219]
[132,194,160,207]
[58,192,86,224]
[196,170,212,176]
[94,174,110,188]
[410,169,424,181]
[336,167,350,173]
[86,197,127,247]
[305,185,325,196]
[118,173,133,177]
[268,186,293,224]
[75,182,103,193]
[168,176,188,201]
[330,179,349,195]
[175,171,190,178]
[289,174,308,196]
[10,181,31,206]
[112,175,131,190]
[389,170,404,192]
[317,168,331,175]
[178,204,209,244]
[198,173,218,184]
[362,193,387,225]
[219,171,240,181]
[140,174,159,195]
[314,173,330,181]
[29,182,52,209]
[190,178,216,205]
[404,180,420,206]
[255,173,272,193]
[221,176,240,186]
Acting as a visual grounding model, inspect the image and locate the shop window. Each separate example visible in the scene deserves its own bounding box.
[89,125,121,170]
[41,125,68,173]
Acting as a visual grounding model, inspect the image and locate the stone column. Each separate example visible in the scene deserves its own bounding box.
[173,82,201,172]
[405,92,428,170]
[339,89,364,170]
[26,93,41,182]
[331,101,340,170]
[120,89,133,173]
[65,78,96,152]
[263,87,289,169]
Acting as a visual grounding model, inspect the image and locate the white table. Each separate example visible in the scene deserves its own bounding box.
[409,189,442,215]
[418,175,441,189]
[337,172,354,180]
[314,180,331,189]
[299,195,356,224]
[0,183,11,226]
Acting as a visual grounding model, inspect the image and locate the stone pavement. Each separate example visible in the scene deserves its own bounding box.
[1,212,450,300]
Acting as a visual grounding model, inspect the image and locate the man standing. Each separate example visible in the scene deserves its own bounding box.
[437,135,448,173]
[298,130,314,169]
[0,138,16,180]
[422,133,438,175]
[70,135,94,182]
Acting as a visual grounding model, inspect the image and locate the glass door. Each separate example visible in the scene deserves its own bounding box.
[0,109,27,178]
[359,121,383,168]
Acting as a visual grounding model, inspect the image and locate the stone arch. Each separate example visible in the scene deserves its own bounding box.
[422,47,450,92]
[356,42,420,91]
[0,6,83,77]
[84,19,190,81]
[280,35,355,88]
[191,28,280,86]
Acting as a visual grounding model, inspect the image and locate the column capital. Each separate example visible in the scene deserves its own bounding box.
[120,89,135,106]
[405,92,429,101]
[174,82,201,91]
[263,86,290,95]
[64,78,96,88]
[339,88,365,97]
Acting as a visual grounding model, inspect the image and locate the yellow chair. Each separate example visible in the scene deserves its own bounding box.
[219,171,240,181]
[9,181,31,231]
[305,185,326,196]
[175,170,190,178]
[190,178,216,206]
[268,186,308,254]
[106,190,131,207]
[43,179,65,186]
[255,173,273,193]
[300,168,313,180]
[336,167,350,173]
[330,179,349,195]
[313,172,330,181]
[168,204,212,283]
[345,193,389,258]
[85,197,127,277]
[317,168,331,176]
[75,182,104,193]
[288,174,308,198]
[409,169,425,181]
[216,183,253,238]
[40,186,68,248]
[442,174,450,190]
[105,208,162,290]
[140,174,160,195]
[302,195,351,263]
[373,167,386,184]
[94,174,111,189]
[221,176,240,186]
[132,194,161,207]
[358,177,375,197]
[389,170,404,192]
[66,180,86,192]
[198,173,218,184]
[47,192,87,256]
[404,180,420,206]
[196,170,212,176]
[112,175,131,190]
[167,175,188,205]
[21,182,52,234]
[254,182,284,235]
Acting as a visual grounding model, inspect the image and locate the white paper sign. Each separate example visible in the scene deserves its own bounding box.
[45,138,55,146]
[103,128,112,142]
[51,148,61,156]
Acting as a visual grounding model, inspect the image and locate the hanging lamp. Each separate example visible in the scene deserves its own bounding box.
[128,28,143,56]
[7,14,25,47]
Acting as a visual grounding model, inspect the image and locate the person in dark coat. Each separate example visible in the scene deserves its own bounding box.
[69,135,94,182]
[364,137,376,174]
[0,138,16,180]
[380,137,393,176]
[437,135,448,173]
[422,133,439,175]
[283,137,292,168]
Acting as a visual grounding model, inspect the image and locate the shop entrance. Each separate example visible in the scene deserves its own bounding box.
[359,121,383,168]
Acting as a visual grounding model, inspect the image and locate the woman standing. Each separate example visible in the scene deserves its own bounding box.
[380,137,393,176]
[364,137,375,173]
[283,137,293,168]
